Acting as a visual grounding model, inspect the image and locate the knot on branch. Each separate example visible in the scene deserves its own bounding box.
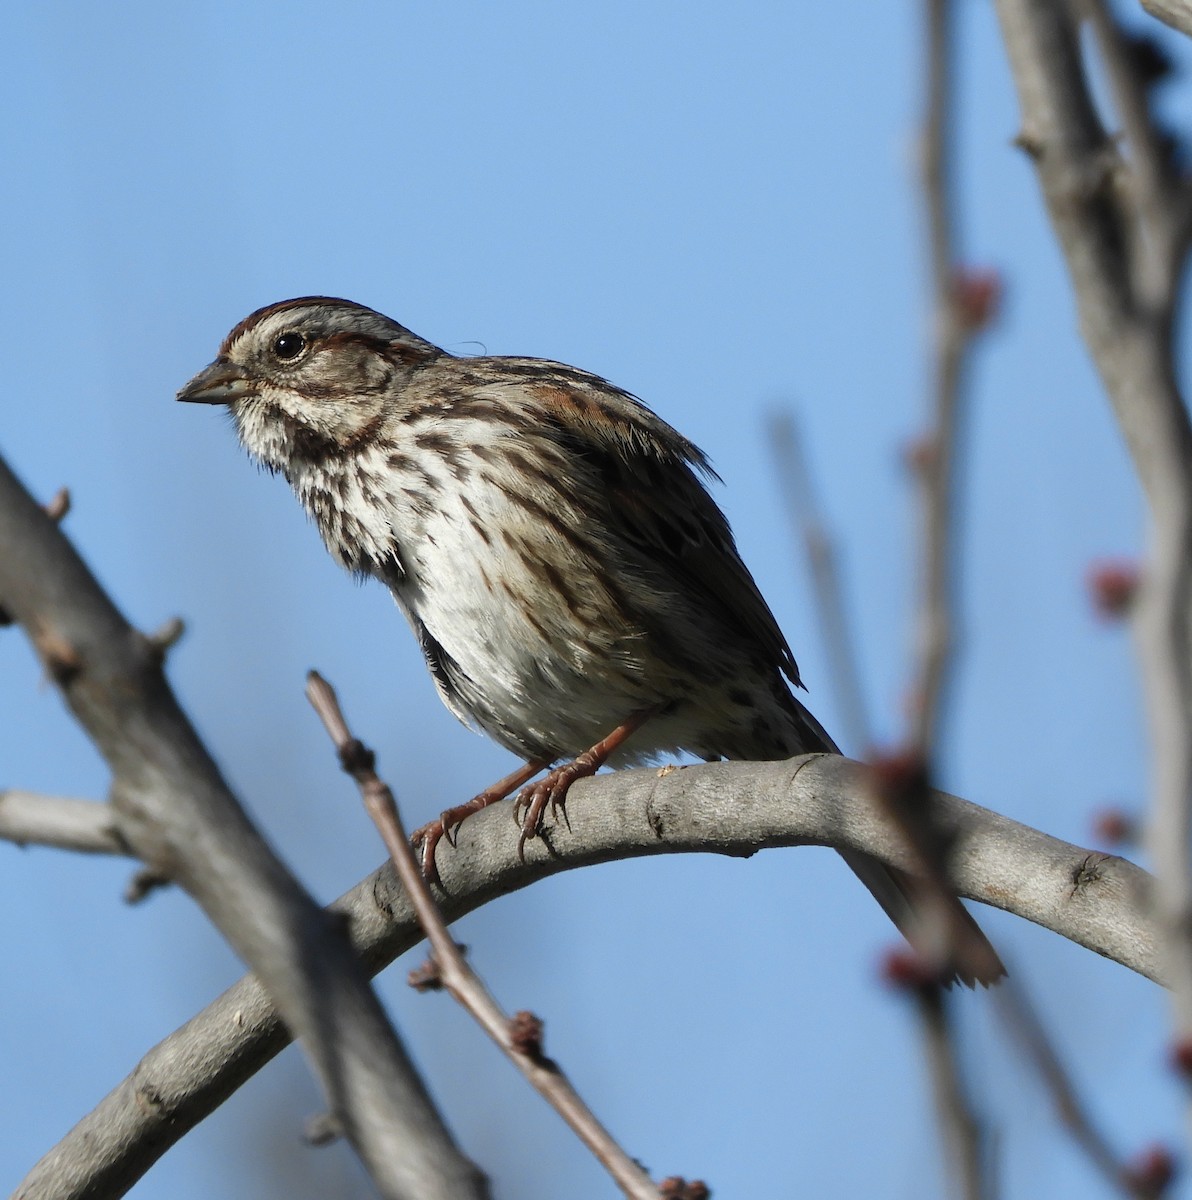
[338,736,375,777]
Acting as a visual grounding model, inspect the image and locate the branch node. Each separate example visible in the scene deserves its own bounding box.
[303,1111,345,1146]
[408,953,446,992]
[44,487,71,523]
[950,266,1003,331]
[338,736,376,778]
[880,946,950,996]
[902,433,939,476]
[508,1010,546,1061]
[1123,1143,1177,1198]
[658,1178,712,1199]
[145,616,186,662]
[1168,1037,1192,1079]
[1013,128,1044,159]
[124,867,173,905]
[33,624,84,685]
[1087,559,1141,619]
[1070,853,1108,897]
[1092,807,1140,848]
[133,1082,165,1117]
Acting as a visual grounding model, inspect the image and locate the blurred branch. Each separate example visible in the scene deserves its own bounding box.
[912,0,999,754]
[916,979,987,1199]
[16,750,1161,1198]
[769,412,873,752]
[1081,0,1191,299]
[307,672,664,1200]
[994,0,1192,1130]
[870,751,1007,985]
[0,454,488,1200]
[995,980,1163,1198]
[0,791,130,856]
[903,4,999,1192]
[1139,0,1192,39]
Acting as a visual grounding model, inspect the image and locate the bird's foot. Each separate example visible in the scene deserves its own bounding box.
[410,758,547,885]
[511,757,593,859]
[511,705,664,859]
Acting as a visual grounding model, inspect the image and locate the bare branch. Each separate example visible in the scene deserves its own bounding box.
[911,0,999,753]
[0,791,129,856]
[904,5,1001,1190]
[307,671,663,1200]
[769,412,873,752]
[1139,0,1192,41]
[0,454,488,1200]
[1082,0,1192,318]
[921,990,985,1198]
[14,752,1160,1198]
[994,0,1192,1131]
[995,981,1159,1198]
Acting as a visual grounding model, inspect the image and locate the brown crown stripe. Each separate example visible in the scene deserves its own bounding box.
[220,296,376,352]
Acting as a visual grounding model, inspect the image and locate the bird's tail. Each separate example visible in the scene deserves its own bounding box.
[787,700,1005,989]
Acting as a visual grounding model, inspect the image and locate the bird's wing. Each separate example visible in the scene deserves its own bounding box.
[521,368,804,689]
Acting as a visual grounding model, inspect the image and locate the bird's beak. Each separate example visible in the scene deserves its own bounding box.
[176,359,258,405]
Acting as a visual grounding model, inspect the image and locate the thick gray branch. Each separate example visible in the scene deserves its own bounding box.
[16,753,1157,1199]
[0,454,487,1200]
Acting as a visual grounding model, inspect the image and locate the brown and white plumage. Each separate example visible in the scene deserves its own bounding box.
[178,296,1002,985]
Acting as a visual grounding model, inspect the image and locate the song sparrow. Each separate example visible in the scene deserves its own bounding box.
[178,296,1001,984]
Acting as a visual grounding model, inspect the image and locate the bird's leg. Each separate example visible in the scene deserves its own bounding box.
[512,705,663,860]
[412,757,550,884]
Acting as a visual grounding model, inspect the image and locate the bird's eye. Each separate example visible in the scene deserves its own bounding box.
[272,332,307,361]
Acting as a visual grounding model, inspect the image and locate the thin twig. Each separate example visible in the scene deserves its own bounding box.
[994,980,1159,1198]
[869,752,1006,987]
[912,0,998,755]
[305,672,664,1200]
[895,976,985,1199]
[909,2,997,1193]
[768,411,873,752]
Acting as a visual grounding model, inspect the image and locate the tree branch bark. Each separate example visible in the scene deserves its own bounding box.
[1139,0,1192,40]
[0,453,488,1200]
[0,792,129,856]
[13,751,1158,1199]
[994,0,1192,1125]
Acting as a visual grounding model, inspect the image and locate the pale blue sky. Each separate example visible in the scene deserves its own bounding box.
[2,3,1184,1197]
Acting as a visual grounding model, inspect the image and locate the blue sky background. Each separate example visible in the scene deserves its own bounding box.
[2,2,1187,1196]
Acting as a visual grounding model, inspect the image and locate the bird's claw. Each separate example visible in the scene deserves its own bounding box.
[409,820,447,888]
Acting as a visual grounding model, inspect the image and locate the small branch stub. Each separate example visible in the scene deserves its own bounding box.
[124,868,172,905]
[44,487,71,523]
[304,1112,345,1147]
[145,616,186,661]
[408,956,446,992]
